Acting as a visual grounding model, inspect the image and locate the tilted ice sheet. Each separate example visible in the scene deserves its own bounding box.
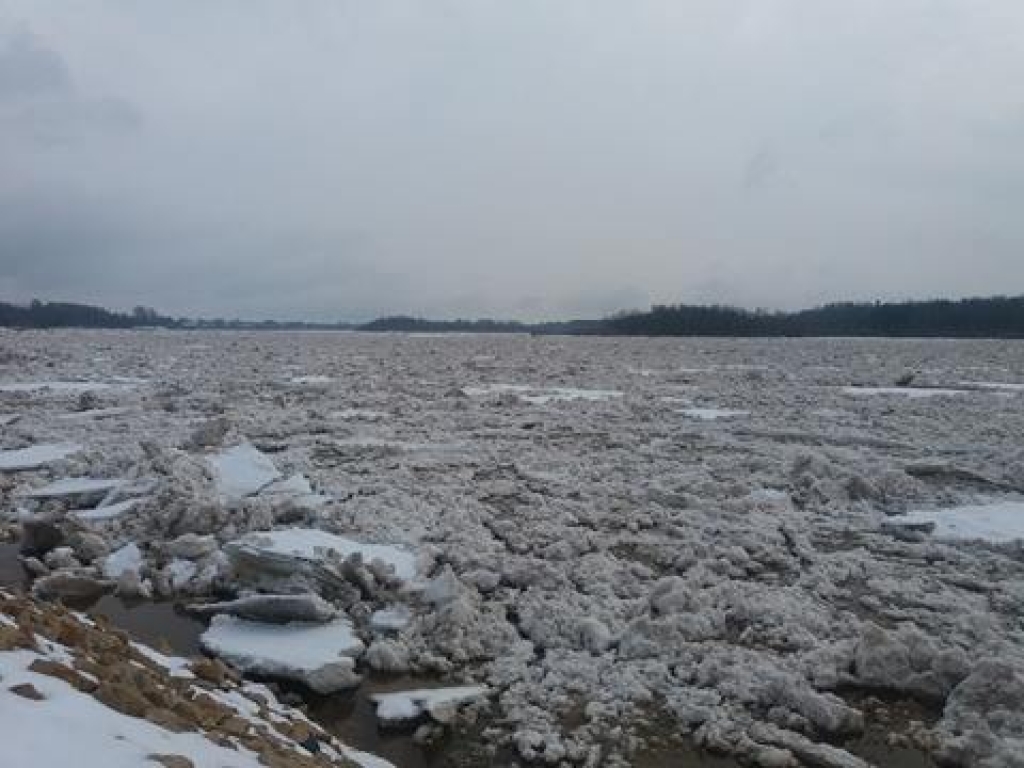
[232,528,417,582]
[18,477,122,499]
[208,442,281,499]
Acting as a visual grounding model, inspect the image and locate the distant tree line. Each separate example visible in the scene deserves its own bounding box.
[3,295,1023,338]
[602,297,1024,338]
[0,300,180,329]
[356,315,601,334]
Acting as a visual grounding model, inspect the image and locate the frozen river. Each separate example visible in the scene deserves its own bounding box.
[2,330,1022,767]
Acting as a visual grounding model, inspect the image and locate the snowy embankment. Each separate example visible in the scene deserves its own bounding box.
[0,590,390,768]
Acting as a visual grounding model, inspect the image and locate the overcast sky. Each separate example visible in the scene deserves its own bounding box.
[1,2,1022,321]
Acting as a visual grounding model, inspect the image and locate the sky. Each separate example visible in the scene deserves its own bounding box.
[1,1,1023,322]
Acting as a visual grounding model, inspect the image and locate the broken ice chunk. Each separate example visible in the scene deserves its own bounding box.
[208,442,281,499]
[102,542,143,580]
[229,528,417,583]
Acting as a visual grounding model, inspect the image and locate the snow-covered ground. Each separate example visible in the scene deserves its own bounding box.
[2,330,1024,767]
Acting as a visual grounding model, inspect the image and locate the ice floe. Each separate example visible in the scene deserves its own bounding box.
[19,477,122,502]
[0,443,81,471]
[682,407,749,420]
[201,615,365,693]
[462,383,622,404]
[961,380,1024,392]
[841,386,968,398]
[0,380,111,394]
[886,501,1024,543]
[371,686,488,724]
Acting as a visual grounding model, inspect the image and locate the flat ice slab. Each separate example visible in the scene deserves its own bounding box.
[961,381,1024,392]
[201,615,364,693]
[232,528,417,582]
[209,442,281,499]
[842,386,967,398]
[0,443,81,471]
[682,407,748,420]
[887,502,1024,543]
[0,380,111,394]
[19,477,121,500]
[463,384,622,404]
[371,686,488,723]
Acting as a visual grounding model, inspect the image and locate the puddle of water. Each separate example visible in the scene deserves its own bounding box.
[85,595,206,656]
[0,542,28,590]
[303,675,473,768]
[840,689,939,768]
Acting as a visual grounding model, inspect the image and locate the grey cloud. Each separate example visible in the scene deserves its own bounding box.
[1,2,1023,320]
[0,29,142,148]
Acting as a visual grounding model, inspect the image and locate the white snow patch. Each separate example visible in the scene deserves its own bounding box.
[132,642,195,679]
[209,442,281,499]
[0,442,81,471]
[233,528,417,582]
[0,649,265,768]
[887,502,1024,543]
[371,686,488,723]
